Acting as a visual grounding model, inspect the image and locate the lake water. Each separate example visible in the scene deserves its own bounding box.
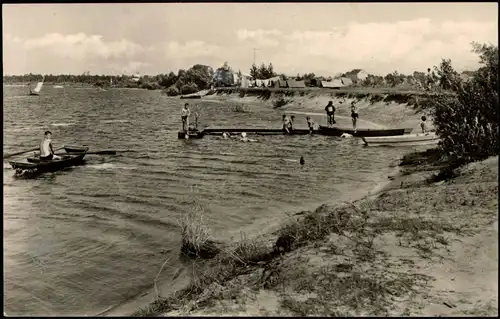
[3,86,407,315]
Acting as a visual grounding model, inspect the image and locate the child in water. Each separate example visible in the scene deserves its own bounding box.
[306,116,316,134]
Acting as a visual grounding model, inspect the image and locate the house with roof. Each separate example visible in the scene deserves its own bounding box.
[345,69,369,83]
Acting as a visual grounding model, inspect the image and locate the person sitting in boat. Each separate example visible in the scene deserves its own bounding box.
[181,103,191,132]
[350,101,359,132]
[306,116,316,134]
[39,131,60,161]
[282,114,291,134]
[325,101,336,127]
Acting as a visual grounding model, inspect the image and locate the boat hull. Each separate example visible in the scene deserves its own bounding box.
[178,130,205,139]
[319,126,412,137]
[64,145,90,154]
[362,133,440,147]
[10,152,87,175]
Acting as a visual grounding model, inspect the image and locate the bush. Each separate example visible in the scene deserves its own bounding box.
[426,42,499,164]
[177,201,219,258]
[180,82,199,95]
[140,81,161,90]
[165,85,180,96]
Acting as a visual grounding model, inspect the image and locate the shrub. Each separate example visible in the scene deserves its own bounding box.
[177,202,219,258]
[180,82,199,95]
[426,42,499,164]
[273,96,291,108]
[165,85,180,96]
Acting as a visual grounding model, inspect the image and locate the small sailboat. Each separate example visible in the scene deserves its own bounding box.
[29,76,45,96]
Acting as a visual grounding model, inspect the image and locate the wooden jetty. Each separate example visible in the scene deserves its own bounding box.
[177,126,413,139]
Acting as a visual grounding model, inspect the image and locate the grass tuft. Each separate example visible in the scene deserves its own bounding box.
[177,202,219,259]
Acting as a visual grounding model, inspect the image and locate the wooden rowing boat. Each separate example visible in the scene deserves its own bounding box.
[319,126,412,137]
[10,148,88,175]
[362,133,440,147]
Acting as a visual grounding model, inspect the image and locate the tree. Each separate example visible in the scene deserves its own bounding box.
[258,63,268,79]
[268,63,275,78]
[433,59,460,91]
[425,42,498,164]
[250,64,259,80]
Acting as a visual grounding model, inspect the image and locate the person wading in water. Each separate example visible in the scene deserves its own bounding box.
[325,101,336,127]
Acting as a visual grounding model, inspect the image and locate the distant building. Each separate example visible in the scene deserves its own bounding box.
[460,73,472,82]
[340,77,353,86]
[345,69,369,83]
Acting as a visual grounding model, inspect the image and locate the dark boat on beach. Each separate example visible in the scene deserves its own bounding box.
[319,126,412,137]
[10,148,88,175]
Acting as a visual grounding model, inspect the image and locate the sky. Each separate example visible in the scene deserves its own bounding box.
[2,3,498,76]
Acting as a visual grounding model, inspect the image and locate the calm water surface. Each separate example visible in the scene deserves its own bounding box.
[3,86,407,315]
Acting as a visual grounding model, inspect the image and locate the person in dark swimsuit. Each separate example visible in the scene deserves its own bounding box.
[350,101,359,132]
[325,101,336,127]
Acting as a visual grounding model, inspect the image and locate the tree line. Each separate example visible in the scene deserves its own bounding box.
[3,59,478,94]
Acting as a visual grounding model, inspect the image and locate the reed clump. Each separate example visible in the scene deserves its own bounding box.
[178,202,219,259]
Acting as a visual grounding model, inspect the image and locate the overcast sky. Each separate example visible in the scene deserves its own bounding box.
[3,3,498,76]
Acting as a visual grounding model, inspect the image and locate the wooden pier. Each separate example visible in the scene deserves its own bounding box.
[177,126,413,139]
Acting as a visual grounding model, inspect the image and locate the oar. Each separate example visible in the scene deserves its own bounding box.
[3,146,65,159]
[3,147,39,159]
[55,150,117,156]
[86,150,116,155]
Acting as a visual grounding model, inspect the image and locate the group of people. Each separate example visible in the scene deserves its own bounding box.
[324,100,359,131]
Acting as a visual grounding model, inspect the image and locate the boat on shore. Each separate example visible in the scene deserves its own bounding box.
[362,133,440,147]
[9,147,88,176]
[319,126,412,137]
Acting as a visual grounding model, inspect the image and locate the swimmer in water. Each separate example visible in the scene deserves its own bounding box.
[240,132,256,142]
[222,132,230,139]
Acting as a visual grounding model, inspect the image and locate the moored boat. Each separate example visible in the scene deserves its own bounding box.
[10,148,88,176]
[319,126,412,137]
[362,133,440,147]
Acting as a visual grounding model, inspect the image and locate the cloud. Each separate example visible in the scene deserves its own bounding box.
[236,29,282,47]
[3,18,498,75]
[237,18,497,74]
[162,40,224,59]
[21,32,144,60]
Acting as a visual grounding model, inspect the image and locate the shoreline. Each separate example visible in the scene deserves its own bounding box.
[105,161,400,317]
[132,151,497,317]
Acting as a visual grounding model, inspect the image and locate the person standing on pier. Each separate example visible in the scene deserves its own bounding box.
[325,101,336,127]
[351,101,359,132]
[181,103,191,132]
[282,114,291,134]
